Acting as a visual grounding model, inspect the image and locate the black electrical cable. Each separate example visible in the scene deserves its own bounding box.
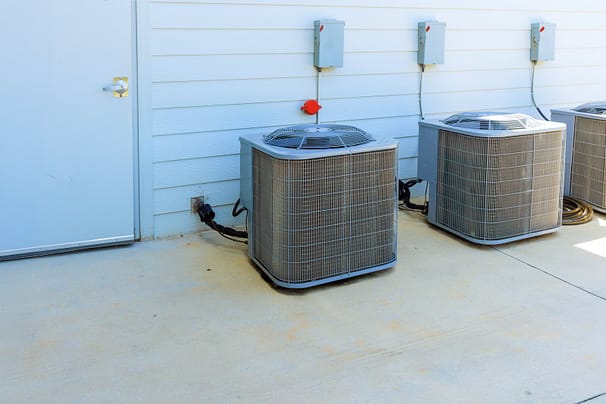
[232,198,247,217]
[207,220,249,244]
[196,201,248,243]
[562,196,593,225]
[398,179,428,214]
[531,61,549,120]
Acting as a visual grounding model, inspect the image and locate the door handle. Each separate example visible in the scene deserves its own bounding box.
[103,77,128,97]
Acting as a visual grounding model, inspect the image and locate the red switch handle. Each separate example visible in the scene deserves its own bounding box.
[301,99,322,115]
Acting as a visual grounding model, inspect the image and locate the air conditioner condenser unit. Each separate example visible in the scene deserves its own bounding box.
[239,124,398,288]
[551,102,606,212]
[418,112,566,245]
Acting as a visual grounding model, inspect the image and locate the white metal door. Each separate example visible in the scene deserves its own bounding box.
[0,1,135,259]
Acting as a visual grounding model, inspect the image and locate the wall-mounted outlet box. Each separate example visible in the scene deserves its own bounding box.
[418,21,446,65]
[190,196,204,214]
[314,19,345,68]
[530,22,555,62]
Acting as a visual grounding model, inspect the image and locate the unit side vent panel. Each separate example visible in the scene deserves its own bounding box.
[436,130,563,241]
[570,117,606,209]
[252,149,397,284]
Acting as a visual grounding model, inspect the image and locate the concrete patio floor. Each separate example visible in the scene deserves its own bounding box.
[2,210,606,403]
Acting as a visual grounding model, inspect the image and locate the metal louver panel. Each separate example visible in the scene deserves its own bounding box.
[570,117,606,210]
[252,149,397,284]
[436,130,564,241]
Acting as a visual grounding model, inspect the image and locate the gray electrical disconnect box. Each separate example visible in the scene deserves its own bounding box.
[314,19,345,68]
[418,21,446,65]
[530,22,555,62]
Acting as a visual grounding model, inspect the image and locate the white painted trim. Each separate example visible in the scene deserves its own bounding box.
[0,236,134,260]
[131,0,141,240]
[136,0,155,239]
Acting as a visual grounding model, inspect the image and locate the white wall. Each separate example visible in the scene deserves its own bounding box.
[144,0,606,237]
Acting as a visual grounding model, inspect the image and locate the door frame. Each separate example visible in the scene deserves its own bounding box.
[134,0,154,240]
[132,0,141,240]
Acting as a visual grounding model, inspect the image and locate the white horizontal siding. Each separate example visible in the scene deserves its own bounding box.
[154,180,240,215]
[147,0,606,237]
[150,2,606,29]
[153,155,240,189]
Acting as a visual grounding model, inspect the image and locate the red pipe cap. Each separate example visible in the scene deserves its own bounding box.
[301,99,322,115]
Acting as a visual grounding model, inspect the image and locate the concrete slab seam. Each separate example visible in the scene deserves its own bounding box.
[492,247,606,303]
[575,391,606,404]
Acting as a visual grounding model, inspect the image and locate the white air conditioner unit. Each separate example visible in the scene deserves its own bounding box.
[239,124,398,288]
[418,112,566,245]
[551,102,606,212]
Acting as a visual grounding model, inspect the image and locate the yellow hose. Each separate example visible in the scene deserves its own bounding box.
[562,196,594,225]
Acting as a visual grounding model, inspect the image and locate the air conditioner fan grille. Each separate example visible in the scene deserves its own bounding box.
[573,102,606,115]
[264,124,373,149]
[442,112,542,131]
